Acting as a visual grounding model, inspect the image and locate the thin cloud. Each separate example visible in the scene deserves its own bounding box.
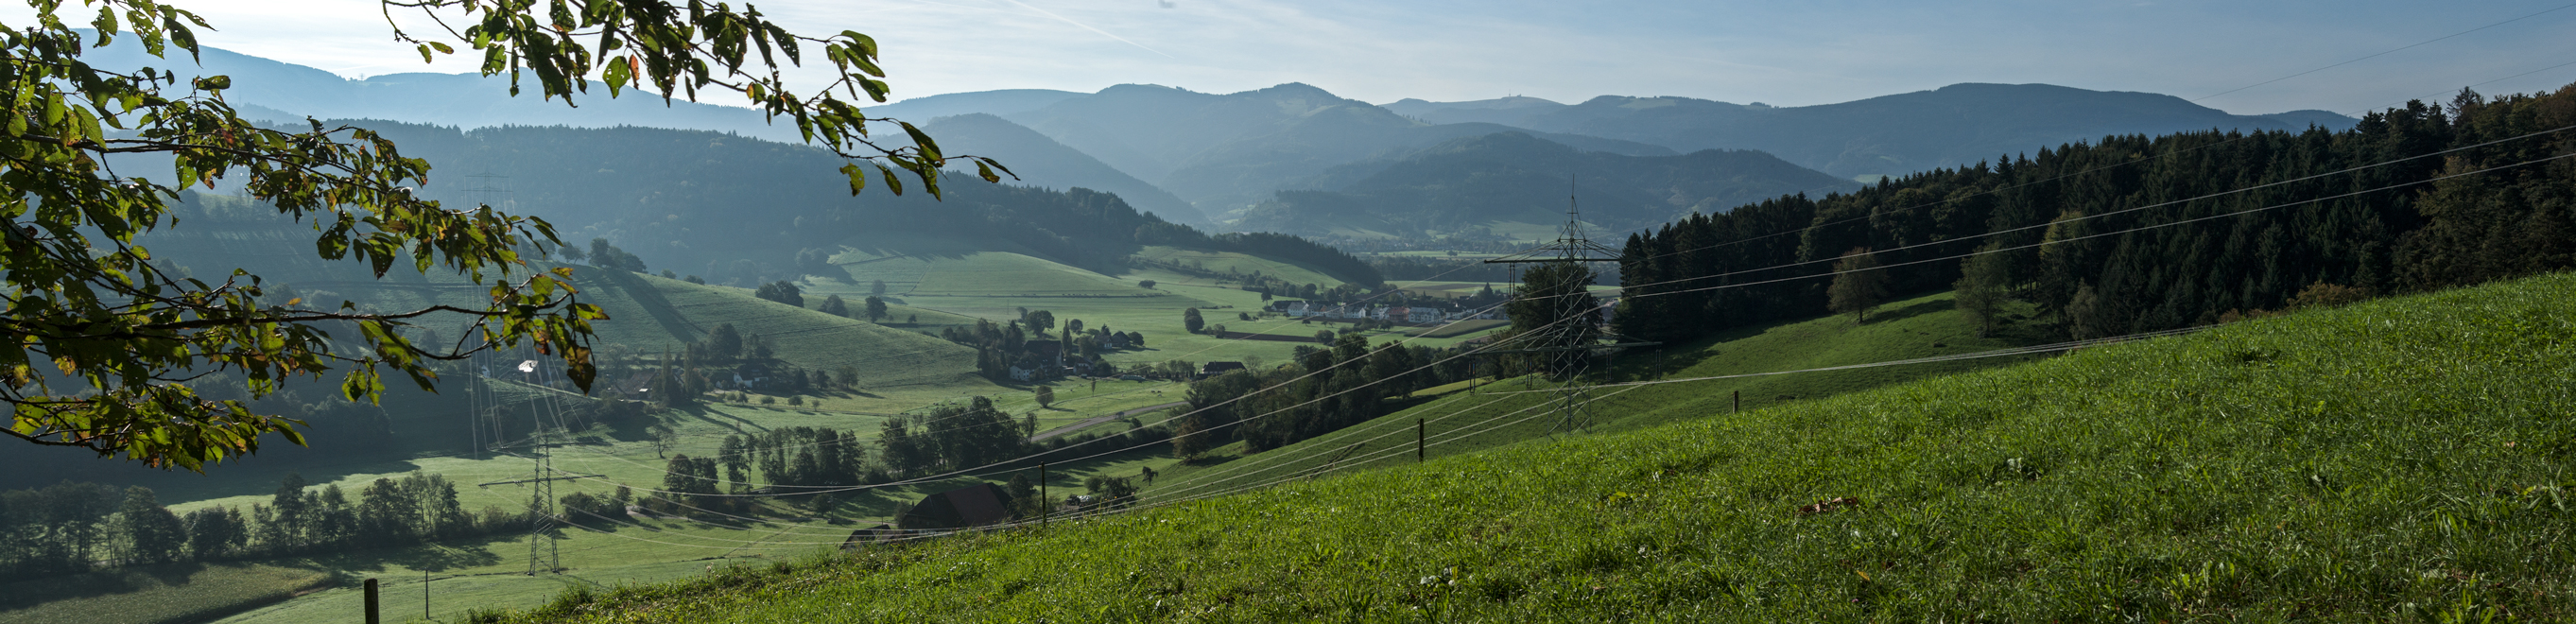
[989,0,1176,59]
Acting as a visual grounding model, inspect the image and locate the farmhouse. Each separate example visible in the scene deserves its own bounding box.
[896,482,1015,529]
[731,363,769,390]
[1201,361,1247,378]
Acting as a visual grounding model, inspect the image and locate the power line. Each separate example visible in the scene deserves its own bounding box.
[1587,124,2576,300]
[1601,59,2576,266]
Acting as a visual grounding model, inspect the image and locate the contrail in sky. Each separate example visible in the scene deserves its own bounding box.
[991,0,1175,59]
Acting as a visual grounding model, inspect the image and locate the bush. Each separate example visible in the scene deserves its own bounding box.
[2290,282,2373,309]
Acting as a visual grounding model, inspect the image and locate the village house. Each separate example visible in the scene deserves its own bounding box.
[895,482,1015,529]
[1200,361,1247,378]
[731,363,769,390]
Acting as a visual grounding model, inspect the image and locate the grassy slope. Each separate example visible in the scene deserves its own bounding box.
[495,272,2576,622]
[1132,245,1347,288]
[583,270,1003,407]
[1147,290,2047,505]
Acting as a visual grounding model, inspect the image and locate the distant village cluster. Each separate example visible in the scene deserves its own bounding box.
[1270,300,1504,323]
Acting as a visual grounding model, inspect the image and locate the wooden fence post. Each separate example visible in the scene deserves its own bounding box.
[363,578,380,624]
[1416,419,1426,462]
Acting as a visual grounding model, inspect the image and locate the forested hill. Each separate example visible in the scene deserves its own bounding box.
[1616,85,2575,346]
[1400,83,2360,179]
[1232,131,1858,237]
[914,113,1208,225]
[996,82,1676,211]
[260,121,1374,286]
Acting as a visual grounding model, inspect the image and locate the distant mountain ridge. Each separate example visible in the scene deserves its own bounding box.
[78,33,801,142]
[916,113,1208,224]
[1387,84,2361,178]
[1233,131,1858,239]
[82,37,2373,242]
[993,83,1678,215]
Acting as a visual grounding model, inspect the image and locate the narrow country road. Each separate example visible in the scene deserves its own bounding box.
[1030,401,1188,442]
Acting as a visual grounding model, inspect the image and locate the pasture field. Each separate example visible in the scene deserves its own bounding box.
[0,563,332,624]
[822,244,1156,299]
[121,390,1185,624]
[1145,289,2047,502]
[1132,246,1349,288]
[474,271,2576,623]
[592,272,996,407]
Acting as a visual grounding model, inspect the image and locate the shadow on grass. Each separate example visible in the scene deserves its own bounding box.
[1860,297,1953,325]
[0,562,218,610]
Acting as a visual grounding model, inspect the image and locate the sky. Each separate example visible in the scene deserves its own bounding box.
[28,0,2576,115]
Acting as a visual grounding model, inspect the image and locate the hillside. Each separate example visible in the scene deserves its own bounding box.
[1230,131,1859,237]
[916,113,1208,225]
[482,269,2576,622]
[134,121,1274,284]
[1146,289,2050,499]
[0,195,1001,491]
[999,83,1675,211]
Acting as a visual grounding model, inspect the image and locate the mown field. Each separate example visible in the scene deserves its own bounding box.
[0,563,332,624]
[469,271,2576,622]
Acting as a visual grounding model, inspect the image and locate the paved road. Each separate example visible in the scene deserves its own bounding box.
[1030,401,1188,442]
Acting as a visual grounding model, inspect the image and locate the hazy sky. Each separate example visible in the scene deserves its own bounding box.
[41,0,2576,115]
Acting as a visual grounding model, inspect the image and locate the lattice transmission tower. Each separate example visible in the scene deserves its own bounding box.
[474,346,595,576]
[1480,178,1654,433]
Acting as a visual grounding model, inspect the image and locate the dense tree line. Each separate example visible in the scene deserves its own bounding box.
[1616,87,2576,343]
[1366,254,1520,283]
[1175,335,1486,458]
[876,397,1029,477]
[0,475,524,581]
[939,312,1140,382]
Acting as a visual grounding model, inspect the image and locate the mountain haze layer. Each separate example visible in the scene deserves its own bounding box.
[995,83,1677,214]
[1399,83,2360,178]
[917,113,1209,224]
[1235,131,1858,238]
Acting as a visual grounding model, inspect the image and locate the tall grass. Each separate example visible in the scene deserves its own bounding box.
[487,272,2576,621]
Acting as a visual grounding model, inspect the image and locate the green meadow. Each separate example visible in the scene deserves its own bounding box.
[467,271,2576,622]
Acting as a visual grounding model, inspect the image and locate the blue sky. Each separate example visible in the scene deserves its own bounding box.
[36,0,2576,114]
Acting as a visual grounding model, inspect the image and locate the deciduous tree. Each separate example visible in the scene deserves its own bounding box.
[0,0,1001,469]
[1827,248,1891,322]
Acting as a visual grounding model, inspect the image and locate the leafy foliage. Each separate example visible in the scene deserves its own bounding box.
[1,0,990,469]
